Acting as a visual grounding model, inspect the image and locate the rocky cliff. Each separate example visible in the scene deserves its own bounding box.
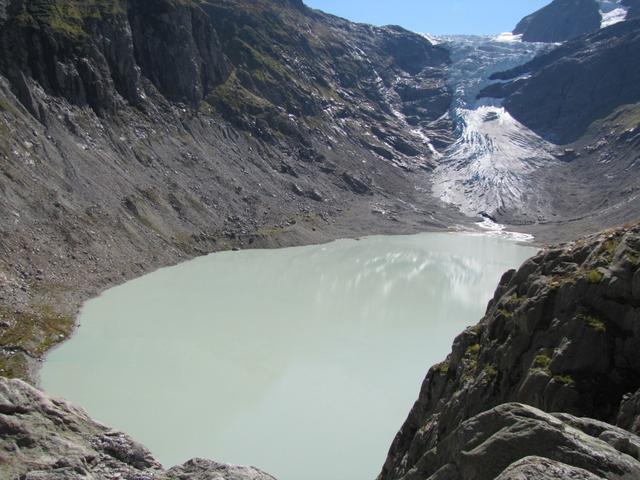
[379,222,640,480]
[0,0,463,380]
[513,0,602,42]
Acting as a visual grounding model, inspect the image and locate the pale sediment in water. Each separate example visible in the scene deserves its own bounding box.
[41,232,536,480]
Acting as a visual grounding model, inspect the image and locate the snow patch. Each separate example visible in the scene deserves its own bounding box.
[494,32,523,43]
[472,218,535,242]
[420,33,441,45]
[598,0,628,28]
[601,7,628,27]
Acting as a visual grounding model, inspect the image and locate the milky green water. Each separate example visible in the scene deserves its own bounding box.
[41,232,535,480]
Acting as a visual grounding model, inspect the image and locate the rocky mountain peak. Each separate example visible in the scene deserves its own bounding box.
[514,0,602,42]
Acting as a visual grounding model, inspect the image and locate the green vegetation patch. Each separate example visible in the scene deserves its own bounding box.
[531,353,552,375]
[483,363,498,378]
[610,104,640,132]
[433,361,450,376]
[15,0,126,39]
[0,97,15,113]
[586,269,604,284]
[466,343,481,357]
[598,237,621,262]
[504,293,523,307]
[207,70,272,117]
[0,305,74,380]
[626,251,640,267]
[462,343,481,379]
[553,374,576,387]
[577,313,607,333]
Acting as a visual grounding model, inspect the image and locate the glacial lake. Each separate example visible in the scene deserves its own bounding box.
[41,232,536,480]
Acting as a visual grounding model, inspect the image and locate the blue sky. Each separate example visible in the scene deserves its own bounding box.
[304,0,550,35]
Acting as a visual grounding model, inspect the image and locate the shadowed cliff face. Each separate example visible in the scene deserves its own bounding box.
[514,0,602,43]
[0,0,452,135]
[379,223,640,480]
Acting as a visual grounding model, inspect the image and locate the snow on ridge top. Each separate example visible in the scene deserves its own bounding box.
[598,0,628,28]
[420,33,441,45]
[601,7,628,27]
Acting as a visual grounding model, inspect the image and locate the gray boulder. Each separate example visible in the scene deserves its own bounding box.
[402,403,640,480]
[495,457,605,480]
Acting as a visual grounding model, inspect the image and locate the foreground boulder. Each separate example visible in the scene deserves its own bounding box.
[380,223,640,479]
[401,403,640,480]
[0,377,275,480]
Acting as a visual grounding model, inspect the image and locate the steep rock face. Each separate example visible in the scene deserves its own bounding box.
[128,0,231,105]
[513,0,601,43]
[380,223,640,480]
[0,0,461,381]
[392,403,640,480]
[484,19,640,144]
[0,377,276,480]
[0,0,230,112]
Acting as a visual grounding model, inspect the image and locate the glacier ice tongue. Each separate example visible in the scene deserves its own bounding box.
[428,35,555,220]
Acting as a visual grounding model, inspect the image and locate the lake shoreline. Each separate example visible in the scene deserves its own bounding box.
[40,231,537,480]
[34,215,541,385]
[7,196,541,387]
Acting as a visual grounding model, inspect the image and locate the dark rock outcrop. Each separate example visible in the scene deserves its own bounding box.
[513,0,601,43]
[618,389,640,435]
[128,0,231,105]
[380,223,640,480]
[400,403,640,480]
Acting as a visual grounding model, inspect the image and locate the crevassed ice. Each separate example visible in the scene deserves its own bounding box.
[429,35,553,219]
[432,105,554,216]
[494,32,523,43]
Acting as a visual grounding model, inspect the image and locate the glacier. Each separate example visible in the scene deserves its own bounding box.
[429,35,556,220]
